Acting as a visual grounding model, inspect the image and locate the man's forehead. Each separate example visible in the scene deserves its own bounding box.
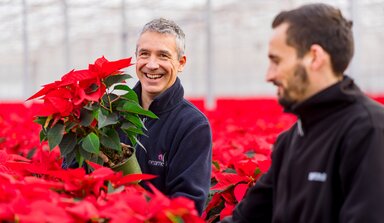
[137,32,176,46]
[268,23,298,56]
[270,23,289,44]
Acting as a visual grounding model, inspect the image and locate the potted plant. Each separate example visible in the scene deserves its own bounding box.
[27,56,157,175]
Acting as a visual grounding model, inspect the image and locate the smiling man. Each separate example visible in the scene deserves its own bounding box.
[135,26,186,110]
[221,3,384,223]
[120,18,212,215]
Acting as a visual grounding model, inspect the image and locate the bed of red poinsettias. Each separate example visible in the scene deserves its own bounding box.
[0,102,204,222]
[2,97,382,222]
[198,99,296,222]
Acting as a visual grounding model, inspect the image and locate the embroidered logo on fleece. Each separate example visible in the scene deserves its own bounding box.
[148,153,166,167]
[308,172,327,182]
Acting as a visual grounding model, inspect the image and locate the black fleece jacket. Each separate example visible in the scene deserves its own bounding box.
[222,76,384,223]
[121,77,212,215]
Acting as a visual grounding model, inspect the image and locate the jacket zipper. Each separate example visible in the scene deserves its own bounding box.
[284,118,304,222]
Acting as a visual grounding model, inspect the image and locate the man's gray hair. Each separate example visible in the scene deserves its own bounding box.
[138,18,186,59]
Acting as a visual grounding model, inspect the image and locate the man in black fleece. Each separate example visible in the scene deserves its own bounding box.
[221,3,384,223]
[120,18,212,215]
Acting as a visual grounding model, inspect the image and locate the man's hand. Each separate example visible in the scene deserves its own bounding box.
[99,151,109,163]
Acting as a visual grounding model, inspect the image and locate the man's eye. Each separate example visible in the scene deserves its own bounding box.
[271,59,279,65]
[139,52,149,57]
[159,54,169,58]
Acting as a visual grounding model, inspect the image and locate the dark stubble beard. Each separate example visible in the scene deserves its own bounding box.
[278,64,309,110]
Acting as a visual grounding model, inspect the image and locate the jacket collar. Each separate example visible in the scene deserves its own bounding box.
[287,75,360,131]
[133,77,184,115]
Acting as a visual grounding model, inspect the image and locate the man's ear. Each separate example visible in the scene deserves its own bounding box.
[305,44,329,71]
[178,55,187,72]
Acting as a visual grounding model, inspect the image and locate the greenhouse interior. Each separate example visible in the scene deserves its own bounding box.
[1,0,384,222]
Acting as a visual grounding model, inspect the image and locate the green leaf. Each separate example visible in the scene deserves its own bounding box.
[26,147,37,160]
[113,84,130,92]
[114,85,139,103]
[167,215,184,223]
[119,101,158,119]
[101,93,119,108]
[64,147,78,166]
[79,149,93,160]
[98,110,118,129]
[81,132,100,154]
[245,150,256,158]
[86,83,99,94]
[59,132,77,156]
[65,121,78,132]
[100,128,121,152]
[47,123,65,150]
[106,181,114,193]
[212,160,220,170]
[79,149,99,163]
[98,105,110,117]
[84,103,99,111]
[76,151,85,167]
[123,114,146,129]
[121,122,145,135]
[34,116,47,125]
[80,108,94,127]
[254,168,262,176]
[123,131,146,151]
[39,129,47,142]
[127,134,137,146]
[104,74,132,88]
[223,168,237,174]
[134,137,147,152]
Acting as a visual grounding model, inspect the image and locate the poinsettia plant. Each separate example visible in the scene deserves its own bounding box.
[27,56,157,170]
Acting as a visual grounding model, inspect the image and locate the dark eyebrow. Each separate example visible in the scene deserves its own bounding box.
[158,50,172,56]
[138,48,149,53]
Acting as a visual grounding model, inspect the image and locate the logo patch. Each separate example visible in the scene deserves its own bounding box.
[308,172,327,182]
[148,153,166,167]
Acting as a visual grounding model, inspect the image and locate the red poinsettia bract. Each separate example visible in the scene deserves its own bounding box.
[27,56,133,118]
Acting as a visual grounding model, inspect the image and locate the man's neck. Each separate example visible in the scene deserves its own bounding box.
[141,93,155,110]
[304,69,343,102]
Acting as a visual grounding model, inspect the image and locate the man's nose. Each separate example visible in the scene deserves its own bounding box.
[146,57,160,69]
[266,67,276,83]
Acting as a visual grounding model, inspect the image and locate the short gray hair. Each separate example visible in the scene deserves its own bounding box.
[137,18,186,59]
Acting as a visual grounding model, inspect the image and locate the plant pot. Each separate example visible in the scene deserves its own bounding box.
[111,147,142,175]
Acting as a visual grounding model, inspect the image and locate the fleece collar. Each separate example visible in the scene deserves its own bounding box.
[287,75,361,130]
[133,77,184,115]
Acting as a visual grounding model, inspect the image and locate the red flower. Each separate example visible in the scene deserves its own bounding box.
[90,56,133,78]
[27,56,133,118]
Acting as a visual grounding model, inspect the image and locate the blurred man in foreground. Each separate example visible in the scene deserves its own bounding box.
[221,3,384,223]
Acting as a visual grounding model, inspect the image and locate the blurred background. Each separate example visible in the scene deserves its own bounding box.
[1,0,383,108]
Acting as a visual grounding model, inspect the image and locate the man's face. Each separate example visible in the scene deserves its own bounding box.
[266,23,310,108]
[136,31,186,99]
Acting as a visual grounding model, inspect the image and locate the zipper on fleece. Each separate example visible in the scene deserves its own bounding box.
[284,119,304,222]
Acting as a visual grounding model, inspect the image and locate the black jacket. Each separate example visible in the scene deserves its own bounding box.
[223,76,384,223]
[122,77,212,215]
